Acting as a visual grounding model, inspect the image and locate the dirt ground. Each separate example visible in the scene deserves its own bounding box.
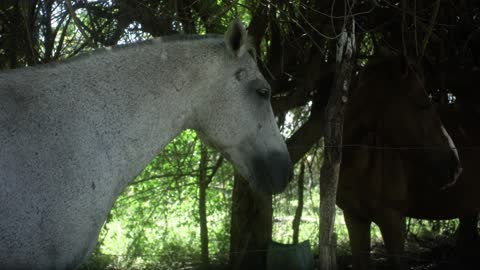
[335,237,480,270]
[194,236,480,270]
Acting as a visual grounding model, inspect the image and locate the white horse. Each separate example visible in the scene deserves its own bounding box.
[0,20,292,269]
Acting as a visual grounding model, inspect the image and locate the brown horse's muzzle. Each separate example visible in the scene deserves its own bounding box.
[441,151,462,190]
[427,149,462,190]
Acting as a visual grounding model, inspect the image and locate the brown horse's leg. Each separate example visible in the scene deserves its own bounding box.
[457,213,480,264]
[458,214,480,246]
[344,211,371,270]
[375,210,406,270]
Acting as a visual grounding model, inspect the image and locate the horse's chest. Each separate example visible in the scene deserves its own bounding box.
[339,147,409,213]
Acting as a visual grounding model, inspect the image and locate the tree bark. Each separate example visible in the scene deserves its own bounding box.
[199,144,210,269]
[229,173,272,270]
[318,16,356,270]
[228,95,327,269]
[292,160,306,244]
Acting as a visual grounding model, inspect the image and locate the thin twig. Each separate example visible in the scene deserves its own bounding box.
[65,0,97,48]
[401,0,408,57]
[414,0,418,56]
[207,156,224,185]
[420,0,441,58]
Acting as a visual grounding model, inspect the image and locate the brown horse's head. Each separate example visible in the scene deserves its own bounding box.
[346,57,462,190]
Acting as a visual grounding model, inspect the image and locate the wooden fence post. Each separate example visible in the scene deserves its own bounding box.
[318,15,356,270]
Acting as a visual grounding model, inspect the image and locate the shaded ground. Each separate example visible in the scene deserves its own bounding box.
[194,237,480,270]
[336,236,480,270]
[210,236,480,270]
[81,234,480,270]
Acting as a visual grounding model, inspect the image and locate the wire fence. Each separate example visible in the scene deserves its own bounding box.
[90,132,480,269]
[90,239,470,267]
[294,144,480,150]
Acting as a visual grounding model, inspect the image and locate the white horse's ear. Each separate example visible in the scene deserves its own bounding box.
[225,19,248,57]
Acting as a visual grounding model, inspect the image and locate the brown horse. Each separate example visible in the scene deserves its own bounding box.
[338,57,463,270]
[431,103,480,252]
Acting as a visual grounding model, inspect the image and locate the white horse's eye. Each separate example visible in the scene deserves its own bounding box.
[257,88,270,98]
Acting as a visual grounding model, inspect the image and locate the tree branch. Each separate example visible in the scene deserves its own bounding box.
[420,0,441,58]
[65,0,97,48]
[286,98,326,164]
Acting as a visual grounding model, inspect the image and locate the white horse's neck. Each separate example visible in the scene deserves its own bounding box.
[64,37,224,187]
[1,37,228,269]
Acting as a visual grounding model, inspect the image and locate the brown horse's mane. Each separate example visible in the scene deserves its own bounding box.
[360,55,424,85]
[360,56,404,78]
[344,57,404,144]
[349,56,424,109]
[345,55,430,146]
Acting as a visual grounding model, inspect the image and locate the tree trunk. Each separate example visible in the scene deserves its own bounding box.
[292,160,306,244]
[199,144,210,269]
[318,17,356,270]
[229,173,272,270]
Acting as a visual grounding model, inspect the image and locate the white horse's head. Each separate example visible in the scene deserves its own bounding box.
[194,20,293,194]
